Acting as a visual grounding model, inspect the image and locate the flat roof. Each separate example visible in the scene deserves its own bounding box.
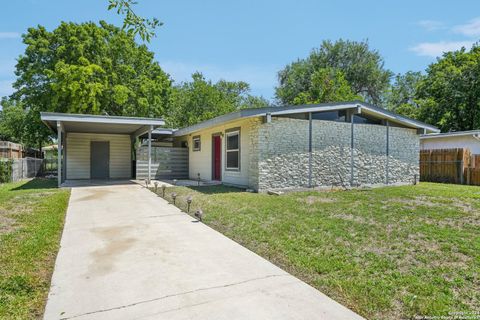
[41,112,165,136]
[173,101,440,136]
[421,130,480,139]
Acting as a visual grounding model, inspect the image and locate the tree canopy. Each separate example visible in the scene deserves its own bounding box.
[291,68,361,104]
[384,71,424,119]
[167,72,269,128]
[0,98,51,149]
[13,21,171,118]
[7,21,172,148]
[414,45,480,132]
[107,0,162,42]
[276,39,392,105]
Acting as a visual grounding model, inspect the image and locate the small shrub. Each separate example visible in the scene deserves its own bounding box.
[0,160,13,183]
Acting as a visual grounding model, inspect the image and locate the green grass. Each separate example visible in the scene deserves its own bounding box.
[0,179,70,319]
[155,183,480,319]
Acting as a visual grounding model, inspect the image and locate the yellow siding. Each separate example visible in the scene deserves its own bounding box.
[180,118,259,187]
[66,133,131,179]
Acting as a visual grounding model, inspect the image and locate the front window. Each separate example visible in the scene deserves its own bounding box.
[192,136,201,151]
[226,130,240,170]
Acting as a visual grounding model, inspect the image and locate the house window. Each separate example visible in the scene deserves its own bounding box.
[312,110,347,122]
[353,114,382,125]
[225,129,240,170]
[192,135,201,151]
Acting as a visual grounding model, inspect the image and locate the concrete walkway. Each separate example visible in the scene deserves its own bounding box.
[44,183,363,320]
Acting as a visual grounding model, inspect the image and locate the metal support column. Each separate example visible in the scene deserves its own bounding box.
[386,120,390,184]
[147,125,152,184]
[57,121,62,187]
[350,115,355,187]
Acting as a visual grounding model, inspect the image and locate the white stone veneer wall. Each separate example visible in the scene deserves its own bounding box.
[252,117,420,191]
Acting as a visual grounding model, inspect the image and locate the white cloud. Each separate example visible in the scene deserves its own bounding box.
[0,32,20,39]
[410,41,474,57]
[0,80,14,97]
[160,60,277,97]
[418,20,445,31]
[453,17,480,37]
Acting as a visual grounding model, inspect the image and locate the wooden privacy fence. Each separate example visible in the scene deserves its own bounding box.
[0,141,23,159]
[420,148,480,185]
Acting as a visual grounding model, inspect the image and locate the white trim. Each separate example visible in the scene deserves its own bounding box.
[421,130,480,139]
[173,101,440,136]
[225,130,240,170]
[41,112,165,126]
[192,136,201,152]
[270,104,355,116]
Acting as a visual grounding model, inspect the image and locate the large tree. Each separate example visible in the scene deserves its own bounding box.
[276,39,392,105]
[13,21,171,118]
[385,71,424,119]
[415,45,480,132]
[0,98,51,150]
[167,72,269,128]
[107,0,162,42]
[291,68,361,104]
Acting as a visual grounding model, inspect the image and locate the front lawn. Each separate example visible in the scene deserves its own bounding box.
[0,179,70,319]
[155,182,480,319]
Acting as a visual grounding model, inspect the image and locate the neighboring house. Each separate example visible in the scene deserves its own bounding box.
[41,101,439,191]
[42,144,58,159]
[420,130,480,154]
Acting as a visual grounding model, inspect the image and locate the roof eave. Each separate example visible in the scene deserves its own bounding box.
[40,112,165,126]
[173,102,439,136]
[421,131,480,139]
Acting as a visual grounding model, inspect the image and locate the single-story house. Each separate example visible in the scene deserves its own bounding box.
[420,130,480,154]
[41,101,439,191]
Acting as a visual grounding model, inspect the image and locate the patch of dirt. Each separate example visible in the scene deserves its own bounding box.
[422,215,480,229]
[429,251,472,269]
[386,196,439,209]
[0,208,16,235]
[332,213,377,226]
[300,196,336,205]
[448,200,477,214]
[384,196,479,215]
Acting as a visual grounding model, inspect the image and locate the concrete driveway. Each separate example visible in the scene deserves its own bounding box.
[44,182,363,320]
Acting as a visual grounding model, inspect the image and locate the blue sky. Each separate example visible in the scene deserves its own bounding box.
[1,0,480,101]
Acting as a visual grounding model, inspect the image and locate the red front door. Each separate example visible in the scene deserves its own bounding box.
[213,135,221,180]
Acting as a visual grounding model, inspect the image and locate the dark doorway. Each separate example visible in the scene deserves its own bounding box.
[91,141,109,179]
[212,135,221,180]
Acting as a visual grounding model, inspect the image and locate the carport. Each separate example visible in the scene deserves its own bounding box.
[41,112,165,187]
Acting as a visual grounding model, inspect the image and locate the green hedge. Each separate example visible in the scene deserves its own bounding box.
[0,160,13,183]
